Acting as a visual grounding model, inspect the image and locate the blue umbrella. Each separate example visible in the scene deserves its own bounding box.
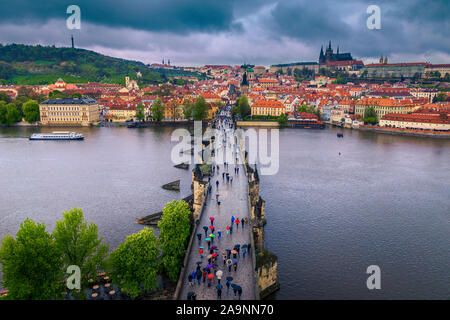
[226,276,233,281]
[225,249,231,252]
[231,284,239,289]
[232,258,238,264]
[216,284,223,290]
[234,244,240,248]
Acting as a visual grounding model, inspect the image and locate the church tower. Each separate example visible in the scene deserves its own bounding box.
[319,46,325,63]
[384,56,388,64]
[379,56,384,64]
[240,72,249,96]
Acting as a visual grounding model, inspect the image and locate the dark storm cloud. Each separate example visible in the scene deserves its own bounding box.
[264,0,450,61]
[0,0,448,64]
[0,0,239,33]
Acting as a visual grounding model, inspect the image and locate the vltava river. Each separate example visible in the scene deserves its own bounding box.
[261,127,450,299]
[0,125,449,299]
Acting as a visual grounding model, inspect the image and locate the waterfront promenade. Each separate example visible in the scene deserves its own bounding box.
[179,118,255,300]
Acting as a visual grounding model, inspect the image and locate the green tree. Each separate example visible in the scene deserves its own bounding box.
[238,95,251,118]
[193,96,208,121]
[151,98,164,121]
[109,228,160,298]
[53,208,109,293]
[182,102,193,120]
[22,100,40,123]
[4,103,22,125]
[135,103,145,121]
[71,92,82,98]
[0,219,64,299]
[158,200,191,281]
[277,113,288,126]
[363,107,378,125]
[0,101,7,124]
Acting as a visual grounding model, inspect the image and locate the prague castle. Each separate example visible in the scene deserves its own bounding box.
[319,41,353,64]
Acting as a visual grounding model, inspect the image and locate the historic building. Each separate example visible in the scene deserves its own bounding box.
[251,100,286,117]
[39,98,100,126]
[319,41,353,64]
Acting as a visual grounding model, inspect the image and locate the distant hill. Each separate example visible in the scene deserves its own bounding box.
[0,44,202,86]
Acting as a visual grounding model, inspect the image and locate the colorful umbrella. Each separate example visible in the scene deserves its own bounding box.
[199,246,204,249]
[231,250,237,254]
[209,217,215,221]
[207,255,212,259]
[211,246,218,250]
[207,273,214,279]
[205,238,211,241]
[212,253,218,257]
[206,264,213,269]
[226,276,233,281]
[210,234,216,238]
[209,225,214,230]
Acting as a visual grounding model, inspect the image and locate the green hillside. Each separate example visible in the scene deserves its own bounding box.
[0,44,202,86]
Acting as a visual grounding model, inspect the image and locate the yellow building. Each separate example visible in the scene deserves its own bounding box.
[251,100,286,116]
[39,98,100,126]
[355,98,419,119]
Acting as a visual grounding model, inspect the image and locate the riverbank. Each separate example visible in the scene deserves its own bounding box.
[358,124,450,138]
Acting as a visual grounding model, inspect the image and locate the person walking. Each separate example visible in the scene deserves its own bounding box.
[242,247,247,259]
[196,270,202,285]
[229,225,233,235]
[217,287,222,300]
[233,286,237,297]
[188,274,193,287]
[202,270,207,284]
[225,280,231,296]
[237,287,242,300]
[197,233,202,242]
[218,230,222,239]
[192,271,197,285]
[203,226,208,236]
[222,172,225,180]
[230,176,233,184]
[235,218,240,230]
[222,252,227,266]
[231,216,235,226]
[227,259,232,272]
[216,270,223,284]
[226,225,230,235]
[233,262,238,272]
[199,247,204,259]
[247,242,251,254]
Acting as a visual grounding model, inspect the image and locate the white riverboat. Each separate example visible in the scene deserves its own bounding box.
[29,131,84,141]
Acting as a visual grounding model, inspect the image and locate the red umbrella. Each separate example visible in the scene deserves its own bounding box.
[209,225,214,230]
[212,253,218,257]
[207,273,214,279]
[209,217,215,221]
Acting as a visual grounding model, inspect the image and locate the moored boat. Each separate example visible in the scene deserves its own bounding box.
[29,131,84,140]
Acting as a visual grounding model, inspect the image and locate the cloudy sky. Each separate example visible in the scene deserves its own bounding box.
[0,0,448,66]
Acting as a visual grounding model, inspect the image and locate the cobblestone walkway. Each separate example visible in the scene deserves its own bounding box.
[179,123,255,300]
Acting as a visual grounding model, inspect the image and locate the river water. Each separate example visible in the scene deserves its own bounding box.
[0,125,449,299]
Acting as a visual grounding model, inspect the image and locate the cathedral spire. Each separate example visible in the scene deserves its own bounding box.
[328,40,332,51]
